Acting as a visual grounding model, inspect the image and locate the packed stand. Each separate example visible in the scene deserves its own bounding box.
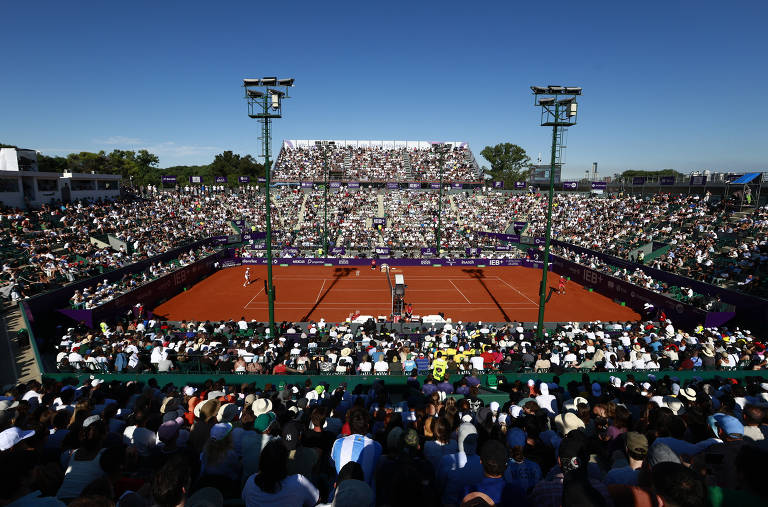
[409,146,479,182]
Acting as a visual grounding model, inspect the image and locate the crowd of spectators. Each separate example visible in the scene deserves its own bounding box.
[3,337,767,506]
[273,144,480,182]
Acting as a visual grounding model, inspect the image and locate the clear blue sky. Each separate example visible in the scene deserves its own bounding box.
[1,0,766,178]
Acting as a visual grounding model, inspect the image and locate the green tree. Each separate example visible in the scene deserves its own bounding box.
[37,154,68,172]
[480,143,531,188]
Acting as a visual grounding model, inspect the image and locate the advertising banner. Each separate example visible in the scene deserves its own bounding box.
[214,176,227,184]
[408,182,420,189]
[690,175,707,186]
[534,237,546,245]
[235,256,543,268]
[660,176,675,185]
[514,181,527,189]
[495,245,512,251]
[348,182,360,188]
[466,247,482,256]
[190,176,202,184]
[590,181,607,190]
[330,247,346,255]
[563,181,578,190]
[513,221,527,232]
[375,247,391,255]
[386,182,399,189]
[421,247,437,256]
[161,175,177,184]
[257,177,267,183]
[330,182,342,188]
[430,183,441,189]
[238,176,250,183]
[372,218,386,227]
[493,181,504,189]
[301,181,313,188]
[632,177,646,185]
[451,183,463,189]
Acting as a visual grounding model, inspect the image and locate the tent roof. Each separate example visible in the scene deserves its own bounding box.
[731,172,762,184]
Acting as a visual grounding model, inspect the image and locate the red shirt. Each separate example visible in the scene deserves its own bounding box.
[273,363,288,374]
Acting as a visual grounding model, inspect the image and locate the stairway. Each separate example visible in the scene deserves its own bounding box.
[402,149,415,180]
[294,193,308,231]
[448,195,460,225]
[377,194,385,217]
[343,150,352,179]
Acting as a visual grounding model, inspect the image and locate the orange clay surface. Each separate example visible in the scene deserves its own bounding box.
[152,265,640,324]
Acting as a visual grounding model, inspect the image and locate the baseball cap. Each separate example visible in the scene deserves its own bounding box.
[506,427,526,448]
[625,431,648,456]
[158,417,184,442]
[647,442,681,467]
[210,422,233,441]
[713,413,744,438]
[254,412,276,433]
[0,427,35,451]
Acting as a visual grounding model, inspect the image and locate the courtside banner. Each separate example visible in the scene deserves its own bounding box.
[451,183,463,189]
[408,182,420,189]
[161,175,177,184]
[330,247,346,255]
[660,176,675,185]
[591,181,607,190]
[430,183,441,189]
[215,176,227,183]
[375,247,391,255]
[563,181,578,190]
[301,181,313,188]
[493,181,504,189]
[236,257,542,267]
[466,247,482,256]
[330,182,342,188]
[238,176,250,183]
[372,218,386,227]
[190,176,202,184]
[348,182,360,188]
[514,181,527,189]
[421,247,437,255]
[257,177,267,183]
[386,182,399,189]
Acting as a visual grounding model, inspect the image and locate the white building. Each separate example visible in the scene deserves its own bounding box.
[0,148,121,208]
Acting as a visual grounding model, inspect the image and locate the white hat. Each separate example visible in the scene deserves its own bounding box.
[0,427,35,451]
[252,398,273,417]
[489,401,499,413]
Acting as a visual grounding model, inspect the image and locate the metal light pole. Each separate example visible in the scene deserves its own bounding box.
[432,142,449,255]
[531,85,581,339]
[243,77,294,337]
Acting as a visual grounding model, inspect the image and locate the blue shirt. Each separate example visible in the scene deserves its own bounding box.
[463,476,527,507]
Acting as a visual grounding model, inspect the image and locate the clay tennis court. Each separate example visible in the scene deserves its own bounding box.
[152,265,640,323]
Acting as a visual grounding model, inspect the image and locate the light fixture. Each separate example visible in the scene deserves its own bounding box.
[278,78,295,87]
[261,77,277,86]
[564,87,582,95]
[547,86,564,93]
[246,89,264,98]
[531,86,548,94]
[538,97,555,106]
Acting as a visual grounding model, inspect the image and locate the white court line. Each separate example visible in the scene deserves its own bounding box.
[448,279,472,304]
[243,287,264,309]
[314,279,327,303]
[493,276,537,304]
[249,305,540,310]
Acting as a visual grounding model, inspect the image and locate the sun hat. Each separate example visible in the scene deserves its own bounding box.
[554,412,585,436]
[679,387,697,401]
[251,398,273,417]
[217,403,238,423]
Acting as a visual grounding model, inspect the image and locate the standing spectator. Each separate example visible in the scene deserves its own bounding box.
[331,406,382,486]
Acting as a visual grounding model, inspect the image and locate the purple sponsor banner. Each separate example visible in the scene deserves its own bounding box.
[513,221,527,230]
[466,247,482,256]
[161,175,177,184]
[329,181,341,188]
[408,182,420,189]
[386,182,399,189]
[301,181,313,188]
[632,177,646,185]
[493,181,504,189]
[233,219,246,228]
[660,176,675,185]
[234,257,545,268]
[534,237,546,245]
[348,182,360,189]
[372,218,386,227]
[214,176,227,183]
[590,181,607,190]
[451,183,463,189]
[281,248,299,257]
[241,232,270,241]
[514,181,527,189]
[690,175,707,186]
[238,176,250,183]
[375,247,390,255]
[495,245,512,251]
[421,247,437,256]
[190,175,202,184]
[563,181,578,190]
[330,247,346,255]
[430,183,441,189]
[257,177,267,183]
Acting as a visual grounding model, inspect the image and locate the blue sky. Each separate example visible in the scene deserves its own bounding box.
[1,1,766,178]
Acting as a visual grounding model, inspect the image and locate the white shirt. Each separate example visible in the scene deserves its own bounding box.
[241,474,318,507]
[470,356,484,370]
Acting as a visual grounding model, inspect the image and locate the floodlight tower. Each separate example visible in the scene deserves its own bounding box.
[243,77,294,337]
[531,85,581,339]
[432,142,450,255]
[316,140,335,257]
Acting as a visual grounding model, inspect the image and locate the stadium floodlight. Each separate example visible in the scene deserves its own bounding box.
[241,76,295,337]
[531,84,581,340]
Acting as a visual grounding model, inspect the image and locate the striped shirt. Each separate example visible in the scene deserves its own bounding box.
[331,434,382,485]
